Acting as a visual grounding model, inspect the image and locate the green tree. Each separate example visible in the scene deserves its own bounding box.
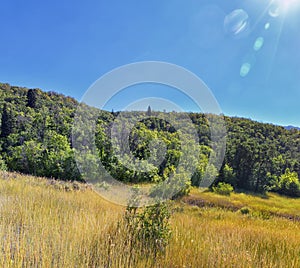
[43,130,77,180]
[27,89,37,108]
[147,105,152,116]
[0,155,7,171]
[7,141,44,175]
[278,168,300,197]
[1,104,15,138]
[219,163,237,187]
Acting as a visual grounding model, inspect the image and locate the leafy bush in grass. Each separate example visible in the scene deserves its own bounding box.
[212,182,234,196]
[124,188,171,261]
[239,207,251,215]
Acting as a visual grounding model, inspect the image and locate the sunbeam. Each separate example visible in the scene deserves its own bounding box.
[265,10,287,82]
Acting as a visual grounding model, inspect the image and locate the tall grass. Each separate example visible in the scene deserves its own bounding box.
[188,187,300,219]
[0,172,299,267]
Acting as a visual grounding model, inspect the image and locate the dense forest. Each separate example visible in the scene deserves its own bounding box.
[1,82,300,197]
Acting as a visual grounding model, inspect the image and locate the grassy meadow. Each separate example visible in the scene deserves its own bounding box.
[0,172,300,267]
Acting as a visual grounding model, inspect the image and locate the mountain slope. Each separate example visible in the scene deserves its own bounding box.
[0,82,300,196]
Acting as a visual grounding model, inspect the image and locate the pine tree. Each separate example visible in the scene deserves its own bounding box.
[147,105,152,116]
[27,89,37,108]
[1,104,14,138]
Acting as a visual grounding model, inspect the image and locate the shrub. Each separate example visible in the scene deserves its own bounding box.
[252,210,271,220]
[150,171,191,200]
[124,188,172,260]
[0,155,7,171]
[278,169,300,197]
[212,182,234,196]
[240,207,251,215]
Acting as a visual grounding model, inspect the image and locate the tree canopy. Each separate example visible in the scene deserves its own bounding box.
[0,82,300,197]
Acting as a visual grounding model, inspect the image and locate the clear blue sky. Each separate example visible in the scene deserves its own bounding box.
[1,0,300,126]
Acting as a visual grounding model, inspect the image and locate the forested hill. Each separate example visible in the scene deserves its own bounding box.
[1,82,300,197]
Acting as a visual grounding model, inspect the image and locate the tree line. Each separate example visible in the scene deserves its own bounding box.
[0,82,299,197]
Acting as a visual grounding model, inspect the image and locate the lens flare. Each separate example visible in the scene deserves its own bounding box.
[253,37,264,51]
[224,9,249,36]
[269,0,300,16]
[281,0,298,8]
[264,22,270,30]
[269,3,281,17]
[240,63,251,77]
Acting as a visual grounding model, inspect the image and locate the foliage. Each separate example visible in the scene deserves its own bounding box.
[124,188,171,260]
[1,83,300,198]
[0,155,7,170]
[1,103,15,138]
[150,170,191,200]
[239,206,251,215]
[27,89,37,108]
[0,83,80,180]
[219,163,237,187]
[212,182,234,196]
[278,168,300,197]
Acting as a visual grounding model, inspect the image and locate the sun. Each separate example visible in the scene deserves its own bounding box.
[279,0,299,10]
[269,0,300,16]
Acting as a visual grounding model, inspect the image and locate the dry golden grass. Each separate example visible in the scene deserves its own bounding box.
[0,172,300,267]
[187,187,300,219]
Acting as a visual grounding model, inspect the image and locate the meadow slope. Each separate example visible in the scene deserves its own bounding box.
[0,172,299,267]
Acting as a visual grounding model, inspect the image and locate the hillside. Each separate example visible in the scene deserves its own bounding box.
[0,82,300,197]
[285,125,300,131]
[0,172,299,267]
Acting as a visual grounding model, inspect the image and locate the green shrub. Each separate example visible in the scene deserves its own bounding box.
[0,155,7,171]
[212,182,234,196]
[252,210,271,220]
[150,171,191,200]
[278,169,300,197]
[240,206,251,215]
[124,188,172,260]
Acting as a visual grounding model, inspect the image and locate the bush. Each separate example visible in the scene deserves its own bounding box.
[278,169,300,197]
[212,182,234,196]
[0,155,7,171]
[124,188,172,260]
[251,210,271,220]
[150,171,191,200]
[240,207,251,215]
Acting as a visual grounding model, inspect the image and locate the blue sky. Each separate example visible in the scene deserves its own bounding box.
[1,0,300,126]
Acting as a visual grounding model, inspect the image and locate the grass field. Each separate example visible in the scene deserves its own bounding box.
[0,172,300,267]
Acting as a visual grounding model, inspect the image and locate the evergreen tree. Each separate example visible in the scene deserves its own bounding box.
[1,104,14,138]
[147,105,152,116]
[27,89,37,108]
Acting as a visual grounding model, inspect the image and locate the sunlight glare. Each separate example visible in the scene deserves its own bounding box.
[279,0,299,11]
[269,0,299,17]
